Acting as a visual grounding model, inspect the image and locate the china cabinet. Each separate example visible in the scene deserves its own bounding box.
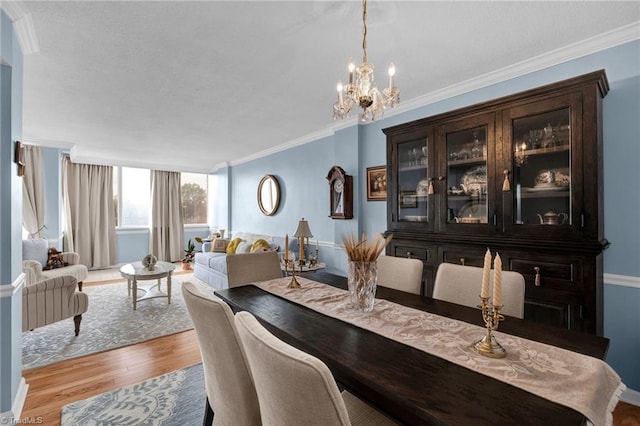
[384,70,609,334]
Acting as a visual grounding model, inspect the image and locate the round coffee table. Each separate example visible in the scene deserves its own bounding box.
[120,261,176,310]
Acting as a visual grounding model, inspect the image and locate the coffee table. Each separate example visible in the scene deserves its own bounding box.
[119,261,176,310]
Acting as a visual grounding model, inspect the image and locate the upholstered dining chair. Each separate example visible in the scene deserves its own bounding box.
[181,282,261,426]
[226,251,282,288]
[376,255,424,295]
[235,311,398,426]
[432,263,526,318]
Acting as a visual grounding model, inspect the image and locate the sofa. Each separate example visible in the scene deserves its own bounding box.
[22,238,88,290]
[194,232,287,290]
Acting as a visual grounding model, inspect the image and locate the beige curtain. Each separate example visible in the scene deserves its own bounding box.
[62,156,116,268]
[22,145,46,238]
[151,170,183,262]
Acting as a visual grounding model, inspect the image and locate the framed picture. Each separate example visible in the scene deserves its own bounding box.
[366,165,387,201]
[400,191,417,208]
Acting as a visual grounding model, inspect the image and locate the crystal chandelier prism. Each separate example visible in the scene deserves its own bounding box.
[333,0,400,122]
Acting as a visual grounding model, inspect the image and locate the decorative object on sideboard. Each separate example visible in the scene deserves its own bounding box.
[257,175,281,216]
[332,0,399,122]
[142,254,158,271]
[475,249,506,358]
[366,165,387,201]
[293,218,313,267]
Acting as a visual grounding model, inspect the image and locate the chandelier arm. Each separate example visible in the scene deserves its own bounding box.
[362,0,367,64]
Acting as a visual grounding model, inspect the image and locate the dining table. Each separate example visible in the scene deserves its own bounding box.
[215,271,615,425]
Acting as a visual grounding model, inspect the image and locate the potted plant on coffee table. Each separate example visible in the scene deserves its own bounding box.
[182,239,196,270]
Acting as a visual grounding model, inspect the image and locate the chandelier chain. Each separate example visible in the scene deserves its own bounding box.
[362,0,368,63]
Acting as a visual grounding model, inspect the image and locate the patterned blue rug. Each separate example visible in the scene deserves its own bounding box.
[61,363,205,425]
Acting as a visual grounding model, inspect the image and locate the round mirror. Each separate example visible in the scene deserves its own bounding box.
[257,175,281,216]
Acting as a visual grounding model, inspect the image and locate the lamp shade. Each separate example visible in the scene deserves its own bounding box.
[293,218,313,238]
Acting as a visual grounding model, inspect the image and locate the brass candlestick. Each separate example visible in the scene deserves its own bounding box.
[285,260,301,289]
[474,296,506,358]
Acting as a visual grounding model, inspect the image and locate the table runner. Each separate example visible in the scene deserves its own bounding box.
[254,277,624,426]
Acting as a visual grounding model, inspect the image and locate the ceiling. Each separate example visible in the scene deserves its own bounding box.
[4,1,639,173]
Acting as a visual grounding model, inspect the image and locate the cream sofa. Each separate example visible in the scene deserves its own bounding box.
[194,233,286,290]
[22,239,88,290]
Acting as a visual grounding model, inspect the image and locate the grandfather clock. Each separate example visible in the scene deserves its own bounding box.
[327,166,353,219]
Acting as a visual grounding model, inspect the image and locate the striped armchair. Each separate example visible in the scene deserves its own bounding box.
[23,275,89,336]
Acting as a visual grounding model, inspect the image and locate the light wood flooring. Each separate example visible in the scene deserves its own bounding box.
[19,269,640,426]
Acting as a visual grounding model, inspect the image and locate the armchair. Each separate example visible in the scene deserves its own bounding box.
[23,275,89,336]
[22,239,88,290]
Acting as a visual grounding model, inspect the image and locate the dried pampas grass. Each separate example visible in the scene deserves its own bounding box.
[342,232,393,262]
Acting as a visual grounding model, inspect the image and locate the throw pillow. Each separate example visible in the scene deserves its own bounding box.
[22,238,49,266]
[43,247,68,270]
[211,238,229,253]
[250,239,270,253]
[236,241,252,254]
[226,238,243,255]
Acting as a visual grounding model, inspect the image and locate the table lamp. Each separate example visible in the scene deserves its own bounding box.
[293,218,313,266]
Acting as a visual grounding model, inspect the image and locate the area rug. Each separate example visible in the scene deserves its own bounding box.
[22,275,211,370]
[60,363,205,425]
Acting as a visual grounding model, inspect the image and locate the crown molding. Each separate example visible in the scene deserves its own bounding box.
[225,22,639,169]
[1,2,40,55]
[21,137,74,149]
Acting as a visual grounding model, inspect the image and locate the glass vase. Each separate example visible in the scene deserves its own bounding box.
[347,261,378,312]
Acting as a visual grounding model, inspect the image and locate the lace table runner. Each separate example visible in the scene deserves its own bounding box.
[254,277,624,426]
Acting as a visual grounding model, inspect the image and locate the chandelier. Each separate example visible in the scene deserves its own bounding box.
[333,0,400,122]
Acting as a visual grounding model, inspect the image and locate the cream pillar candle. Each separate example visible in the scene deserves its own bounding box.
[481,248,491,298]
[284,234,289,262]
[493,253,502,306]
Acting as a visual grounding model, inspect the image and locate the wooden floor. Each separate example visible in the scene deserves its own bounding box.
[22,330,202,425]
[19,271,640,425]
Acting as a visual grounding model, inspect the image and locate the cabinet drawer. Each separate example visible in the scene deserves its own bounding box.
[394,246,429,262]
[440,247,485,267]
[509,258,581,290]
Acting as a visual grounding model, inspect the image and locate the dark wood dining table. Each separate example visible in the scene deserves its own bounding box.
[215,271,610,425]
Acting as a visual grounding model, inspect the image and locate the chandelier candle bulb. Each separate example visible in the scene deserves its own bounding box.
[349,61,355,84]
[337,81,344,103]
[481,248,491,299]
[388,62,396,89]
[493,253,502,306]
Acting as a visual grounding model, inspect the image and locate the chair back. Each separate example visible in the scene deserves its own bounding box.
[226,251,282,288]
[235,311,352,426]
[181,282,261,426]
[433,263,525,319]
[377,255,423,295]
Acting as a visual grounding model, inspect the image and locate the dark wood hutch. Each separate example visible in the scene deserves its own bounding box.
[383,70,609,335]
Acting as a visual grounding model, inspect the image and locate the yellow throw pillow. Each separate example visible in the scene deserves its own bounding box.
[250,239,270,253]
[226,238,243,254]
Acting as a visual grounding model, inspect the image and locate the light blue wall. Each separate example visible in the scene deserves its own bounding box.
[228,40,640,391]
[0,9,25,417]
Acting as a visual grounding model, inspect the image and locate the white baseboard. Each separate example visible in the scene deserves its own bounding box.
[0,378,29,423]
[621,387,640,407]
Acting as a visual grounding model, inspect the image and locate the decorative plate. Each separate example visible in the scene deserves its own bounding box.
[458,201,487,223]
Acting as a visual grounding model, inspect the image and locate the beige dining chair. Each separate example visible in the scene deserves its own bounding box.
[376,255,424,295]
[226,251,283,288]
[235,311,398,426]
[432,263,526,318]
[181,282,261,426]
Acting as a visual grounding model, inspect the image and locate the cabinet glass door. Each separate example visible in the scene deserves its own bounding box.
[439,113,495,233]
[394,136,432,227]
[503,93,582,239]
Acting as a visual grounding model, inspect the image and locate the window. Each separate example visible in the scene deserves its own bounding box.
[181,172,208,225]
[120,167,150,227]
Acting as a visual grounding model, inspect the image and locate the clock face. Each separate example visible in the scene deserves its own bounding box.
[333,179,344,193]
